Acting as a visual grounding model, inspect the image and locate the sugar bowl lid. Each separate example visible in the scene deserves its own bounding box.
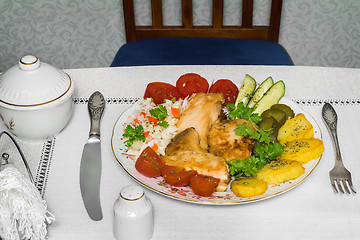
[0,55,73,109]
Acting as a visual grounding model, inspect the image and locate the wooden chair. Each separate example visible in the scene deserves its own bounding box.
[111,0,293,66]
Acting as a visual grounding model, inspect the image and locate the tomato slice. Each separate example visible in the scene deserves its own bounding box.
[176,73,209,98]
[135,146,165,178]
[208,79,239,106]
[161,165,197,187]
[189,174,220,197]
[144,82,181,104]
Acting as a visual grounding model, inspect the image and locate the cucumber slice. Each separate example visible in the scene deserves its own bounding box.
[253,80,285,115]
[247,77,274,108]
[235,74,256,106]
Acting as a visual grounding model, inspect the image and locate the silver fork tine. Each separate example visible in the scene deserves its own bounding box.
[331,179,338,193]
[342,180,351,194]
[347,179,357,194]
[336,179,345,194]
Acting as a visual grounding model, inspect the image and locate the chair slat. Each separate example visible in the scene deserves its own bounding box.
[269,0,282,42]
[135,26,269,39]
[182,0,193,28]
[123,0,137,42]
[212,0,223,29]
[124,0,283,43]
[151,0,163,28]
[242,0,253,28]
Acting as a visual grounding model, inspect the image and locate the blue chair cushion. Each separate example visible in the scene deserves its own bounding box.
[111,37,293,67]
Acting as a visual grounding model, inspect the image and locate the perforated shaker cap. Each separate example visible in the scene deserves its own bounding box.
[120,185,145,201]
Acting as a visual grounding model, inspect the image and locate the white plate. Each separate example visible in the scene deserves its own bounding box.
[111,97,322,205]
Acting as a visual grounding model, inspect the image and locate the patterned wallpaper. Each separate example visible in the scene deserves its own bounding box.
[1,0,360,73]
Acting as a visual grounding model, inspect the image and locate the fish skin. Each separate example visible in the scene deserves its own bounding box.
[208,119,254,161]
[162,127,229,192]
[176,93,224,150]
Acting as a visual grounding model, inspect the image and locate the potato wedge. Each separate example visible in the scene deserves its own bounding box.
[277,113,314,145]
[231,178,268,198]
[278,138,324,164]
[257,160,305,185]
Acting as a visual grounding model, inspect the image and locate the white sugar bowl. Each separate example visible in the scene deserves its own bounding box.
[0,55,74,142]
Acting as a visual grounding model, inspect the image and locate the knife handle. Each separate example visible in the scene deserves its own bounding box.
[88,91,105,136]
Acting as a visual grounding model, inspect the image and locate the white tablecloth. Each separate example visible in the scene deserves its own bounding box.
[3,65,360,240]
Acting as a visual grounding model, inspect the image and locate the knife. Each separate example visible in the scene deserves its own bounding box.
[80,91,105,221]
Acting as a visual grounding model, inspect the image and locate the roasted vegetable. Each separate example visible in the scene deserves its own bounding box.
[278,138,324,164]
[256,159,305,184]
[277,113,314,145]
[231,178,268,198]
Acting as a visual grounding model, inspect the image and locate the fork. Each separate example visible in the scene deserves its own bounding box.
[322,102,356,194]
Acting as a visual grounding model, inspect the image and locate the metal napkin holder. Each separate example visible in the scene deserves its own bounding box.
[0,130,53,232]
[0,131,35,184]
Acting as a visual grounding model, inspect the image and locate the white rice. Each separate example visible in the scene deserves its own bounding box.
[123,97,189,159]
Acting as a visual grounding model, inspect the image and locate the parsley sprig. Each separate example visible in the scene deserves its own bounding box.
[150,105,167,121]
[150,105,169,128]
[235,123,273,145]
[123,125,146,147]
[226,102,284,177]
[227,143,284,177]
[226,102,262,124]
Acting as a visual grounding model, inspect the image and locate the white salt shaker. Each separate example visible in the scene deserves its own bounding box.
[113,185,154,240]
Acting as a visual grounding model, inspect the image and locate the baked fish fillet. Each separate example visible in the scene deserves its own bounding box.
[176,93,224,150]
[162,127,229,192]
[208,119,254,161]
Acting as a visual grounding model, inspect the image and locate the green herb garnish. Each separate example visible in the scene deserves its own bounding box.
[226,102,284,177]
[235,123,273,144]
[150,104,169,128]
[226,102,262,124]
[227,143,284,177]
[150,105,168,121]
[157,121,169,128]
[122,125,146,147]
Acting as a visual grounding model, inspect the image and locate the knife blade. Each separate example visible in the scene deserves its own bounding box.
[80,91,105,221]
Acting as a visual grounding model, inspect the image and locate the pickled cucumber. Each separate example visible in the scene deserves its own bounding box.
[270,104,294,120]
[258,116,280,143]
[258,116,279,130]
[261,109,286,127]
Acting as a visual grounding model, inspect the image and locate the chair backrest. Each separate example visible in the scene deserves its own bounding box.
[123,0,283,43]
